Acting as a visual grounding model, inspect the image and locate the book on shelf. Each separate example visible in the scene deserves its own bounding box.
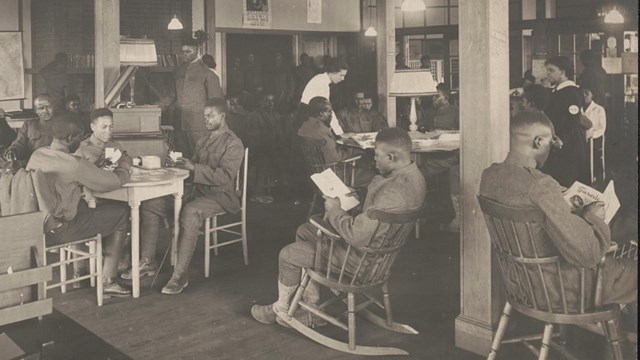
[563,180,620,224]
[310,168,359,211]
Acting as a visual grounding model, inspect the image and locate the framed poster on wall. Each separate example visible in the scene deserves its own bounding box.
[243,0,272,29]
[0,32,25,101]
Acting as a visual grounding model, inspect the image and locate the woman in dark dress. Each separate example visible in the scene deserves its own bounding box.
[542,56,591,187]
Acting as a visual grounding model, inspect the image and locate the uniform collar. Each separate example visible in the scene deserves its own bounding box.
[384,161,417,178]
[88,134,107,148]
[553,80,577,92]
[49,141,71,153]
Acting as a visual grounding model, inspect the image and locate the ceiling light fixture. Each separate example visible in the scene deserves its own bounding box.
[604,7,624,24]
[364,0,377,37]
[168,15,184,30]
[401,0,426,12]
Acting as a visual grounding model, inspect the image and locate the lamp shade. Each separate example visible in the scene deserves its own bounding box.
[389,70,438,97]
[604,8,624,24]
[120,38,158,67]
[364,26,377,37]
[168,15,184,30]
[401,0,426,12]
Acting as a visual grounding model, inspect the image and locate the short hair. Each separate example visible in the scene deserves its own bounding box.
[34,94,54,105]
[523,84,550,110]
[510,109,554,134]
[522,69,535,85]
[308,96,330,117]
[204,97,227,113]
[545,56,574,79]
[420,55,432,62]
[375,128,412,153]
[436,83,451,100]
[300,53,310,60]
[181,37,199,47]
[202,54,216,69]
[582,88,593,96]
[323,58,348,73]
[48,114,83,140]
[395,53,405,63]
[90,107,113,123]
[66,94,80,103]
[257,91,274,102]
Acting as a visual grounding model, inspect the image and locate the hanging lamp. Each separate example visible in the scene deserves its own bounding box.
[168,15,184,30]
[364,0,377,37]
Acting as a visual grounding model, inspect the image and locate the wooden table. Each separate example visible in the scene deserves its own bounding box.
[337,131,460,154]
[89,167,189,298]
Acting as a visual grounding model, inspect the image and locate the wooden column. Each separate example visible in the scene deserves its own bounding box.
[205,0,216,56]
[455,0,510,356]
[94,0,120,107]
[376,0,395,127]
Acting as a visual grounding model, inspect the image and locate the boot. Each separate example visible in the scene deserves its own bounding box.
[251,281,297,325]
[440,194,460,232]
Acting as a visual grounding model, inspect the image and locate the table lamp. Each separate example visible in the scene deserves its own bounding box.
[105,37,158,106]
[389,69,438,132]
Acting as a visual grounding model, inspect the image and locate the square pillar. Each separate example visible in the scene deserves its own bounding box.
[455,0,510,356]
[376,0,396,127]
[94,0,120,107]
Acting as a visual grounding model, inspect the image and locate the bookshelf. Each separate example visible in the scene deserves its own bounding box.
[65,54,180,74]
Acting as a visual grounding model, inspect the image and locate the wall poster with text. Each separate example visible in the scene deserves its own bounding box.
[243,0,272,29]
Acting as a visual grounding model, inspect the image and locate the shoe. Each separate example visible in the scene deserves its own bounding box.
[263,195,274,204]
[120,259,158,280]
[103,279,131,298]
[251,304,277,324]
[161,274,189,295]
[251,195,274,204]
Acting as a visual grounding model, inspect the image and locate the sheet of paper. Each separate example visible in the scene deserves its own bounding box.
[0,333,25,360]
[563,180,620,224]
[105,147,122,163]
[350,132,378,149]
[602,181,620,224]
[329,111,344,136]
[310,168,359,211]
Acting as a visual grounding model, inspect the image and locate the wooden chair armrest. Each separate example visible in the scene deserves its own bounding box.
[606,242,618,254]
[309,215,341,239]
[341,155,362,164]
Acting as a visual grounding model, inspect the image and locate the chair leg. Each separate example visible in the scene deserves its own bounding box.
[590,138,595,183]
[602,318,625,360]
[96,237,103,307]
[71,245,80,288]
[538,323,554,360]
[204,217,211,278]
[288,272,310,317]
[415,221,420,240]
[488,302,512,360]
[348,293,356,351]
[241,209,248,266]
[88,241,96,288]
[59,249,67,294]
[212,216,218,256]
[382,282,393,327]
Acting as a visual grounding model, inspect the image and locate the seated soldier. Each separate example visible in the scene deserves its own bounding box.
[225,95,250,146]
[480,110,637,354]
[337,91,387,134]
[74,108,131,169]
[123,98,244,295]
[418,83,459,132]
[64,94,91,135]
[362,96,387,129]
[297,96,375,188]
[3,94,57,165]
[26,115,132,297]
[248,92,292,204]
[251,128,426,326]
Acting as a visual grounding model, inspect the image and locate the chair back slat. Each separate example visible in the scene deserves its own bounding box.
[477,195,603,315]
[316,208,423,289]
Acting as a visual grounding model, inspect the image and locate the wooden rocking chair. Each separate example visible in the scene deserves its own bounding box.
[298,136,361,218]
[277,208,422,356]
[477,195,626,360]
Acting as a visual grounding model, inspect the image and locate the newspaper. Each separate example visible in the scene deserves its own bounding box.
[310,168,359,211]
[563,181,620,224]
[349,132,378,149]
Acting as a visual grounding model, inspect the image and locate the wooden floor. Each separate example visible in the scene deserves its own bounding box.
[48,175,636,359]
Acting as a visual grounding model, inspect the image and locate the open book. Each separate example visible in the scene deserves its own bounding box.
[563,181,620,224]
[310,168,360,211]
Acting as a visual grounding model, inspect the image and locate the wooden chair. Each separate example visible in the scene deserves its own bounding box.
[298,136,361,218]
[477,195,625,360]
[203,147,249,277]
[31,170,104,306]
[278,209,422,356]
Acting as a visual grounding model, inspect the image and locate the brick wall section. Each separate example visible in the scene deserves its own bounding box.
[31,0,193,106]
